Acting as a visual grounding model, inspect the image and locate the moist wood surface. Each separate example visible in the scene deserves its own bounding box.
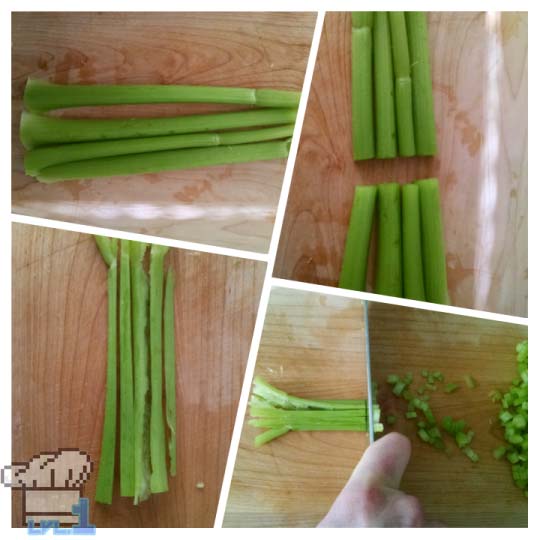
[11,12,316,253]
[11,223,265,527]
[223,287,370,527]
[275,12,528,317]
[369,302,527,527]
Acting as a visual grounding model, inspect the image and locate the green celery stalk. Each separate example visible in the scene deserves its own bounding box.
[375,182,402,297]
[23,78,301,112]
[351,20,375,160]
[35,139,291,183]
[351,12,374,28]
[406,12,437,156]
[164,267,177,477]
[416,178,449,304]
[389,12,415,157]
[254,427,291,448]
[94,236,118,505]
[119,239,134,497]
[373,12,397,158]
[339,185,377,291]
[401,184,425,300]
[20,108,297,149]
[149,244,169,493]
[24,124,295,176]
[130,241,151,505]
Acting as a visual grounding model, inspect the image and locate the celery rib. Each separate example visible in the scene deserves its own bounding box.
[149,245,169,494]
[20,108,297,149]
[164,267,177,477]
[24,124,295,176]
[94,237,118,505]
[23,78,301,112]
[35,138,291,183]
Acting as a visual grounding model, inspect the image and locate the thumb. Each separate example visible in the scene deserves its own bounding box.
[347,432,412,491]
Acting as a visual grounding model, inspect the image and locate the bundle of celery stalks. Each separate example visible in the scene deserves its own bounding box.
[339,178,449,304]
[20,78,300,182]
[351,12,437,160]
[94,237,176,505]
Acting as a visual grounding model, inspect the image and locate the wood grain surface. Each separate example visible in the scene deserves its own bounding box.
[369,302,528,527]
[275,12,528,317]
[223,287,370,527]
[11,223,265,527]
[11,12,316,253]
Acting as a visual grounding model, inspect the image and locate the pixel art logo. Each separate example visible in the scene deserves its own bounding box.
[1,448,96,534]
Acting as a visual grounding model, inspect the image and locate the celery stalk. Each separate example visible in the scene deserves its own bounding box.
[339,185,377,291]
[406,12,437,156]
[35,138,291,183]
[24,124,295,176]
[416,178,449,304]
[375,183,402,297]
[19,108,297,149]
[373,12,397,158]
[23,78,301,112]
[401,184,425,300]
[130,241,151,505]
[149,245,169,493]
[94,236,118,505]
[164,267,177,477]
[119,239,134,497]
[351,20,375,160]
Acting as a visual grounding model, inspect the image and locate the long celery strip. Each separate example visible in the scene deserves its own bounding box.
[375,183,402,297]
[94,237,118,505]
[416,178,449,304]
[406,12,437,155]
[149,245,169,493]
[36,138,291,183]
[339,185,377,291]
[23,78,301,112]
[351,13,375,160]
[130,241,151,505]
[20,108,297,149]
[373,12,397,158]
[164,267,177,477]
[389,12,416,157]
[401,184,425,300]
[119,239,134,497]
[24,124,295,176]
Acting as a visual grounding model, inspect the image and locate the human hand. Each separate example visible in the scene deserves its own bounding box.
[318,432,428,527]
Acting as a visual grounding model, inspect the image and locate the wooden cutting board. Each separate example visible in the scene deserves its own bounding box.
[369,302,528,527]
[11,223,265,527]
[275,12,528,317]
[11,12,316,253]
[223,287,370,527]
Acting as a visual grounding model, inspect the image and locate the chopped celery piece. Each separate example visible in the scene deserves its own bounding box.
[387,374,400,384]
[464,375,477,389]
[463,447,479,463]
[493,446,507,460]
[406,411,417,419]
[444,383,459,393]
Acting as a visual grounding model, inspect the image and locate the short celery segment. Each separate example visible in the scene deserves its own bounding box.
[94,236,118,505]
[416,178,449,304]
[130,241,151,505]
[149,244,169,493]
[373,12,397,159]
[375,183,402,297]
[339,185,377,291]
[351,13,375,160]
[119,239,135,497]
[406,12,437,156]
[389,12,416,157]
[401,184,425,301]
[249,376,383,447]
[164,268,177,477]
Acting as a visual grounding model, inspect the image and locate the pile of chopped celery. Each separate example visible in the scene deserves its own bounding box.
[94,237,177,505]
[491,341,528,496]
[248,376,382,447]
[384,370,479,462]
